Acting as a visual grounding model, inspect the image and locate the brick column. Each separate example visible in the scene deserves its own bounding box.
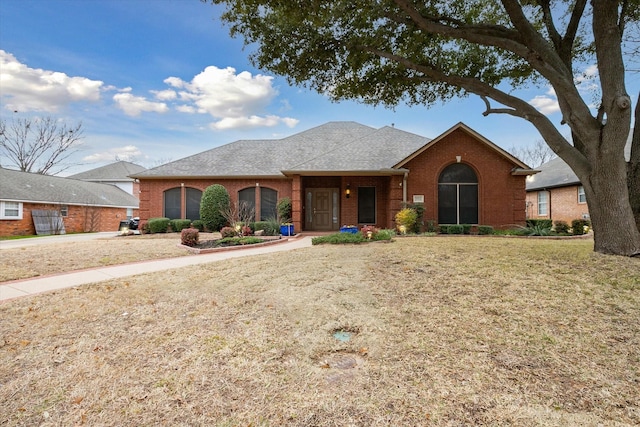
[291,175,302,232]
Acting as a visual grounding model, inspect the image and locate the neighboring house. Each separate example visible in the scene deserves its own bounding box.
[525,136,632,225]
[0,168,139,236]
[525,157,588,224]
[132,121,537,233]
[68,160,146,196]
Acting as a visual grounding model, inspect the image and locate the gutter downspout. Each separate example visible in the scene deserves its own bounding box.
[403,172,408,205]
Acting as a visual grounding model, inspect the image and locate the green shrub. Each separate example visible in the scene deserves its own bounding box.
[169,219,192,232]
[395,208,418,233]
[554,220,570,234]
[218,236,263,246]
[523,223,551,236]
[402,202,425,233]
[148,217,170,233]
[277,197,292,223]
[312,233,366,245]
[461,224,472,235]
[571,219,587,235]
[447,225,464,234]
[180,228,199,247]
[373,229,395,241]
[220,226,236,238]
[200,184,230,231]
[425,220,438,233]
[438,225,449,234]
[526,219,553,229]
[478,225,494,235]
[191,220,205,232]
[253,218,280,236]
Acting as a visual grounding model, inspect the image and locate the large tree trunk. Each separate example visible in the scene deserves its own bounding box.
[579,132,640,257]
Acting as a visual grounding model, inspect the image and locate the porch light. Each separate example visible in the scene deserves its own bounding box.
[345,184,351,198]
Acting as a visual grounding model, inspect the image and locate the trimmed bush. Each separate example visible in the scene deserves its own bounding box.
[571,219,588,235]
[200,184,230,231]
[312,233,366,245]
[148,217,170,233]
[169,219,192,232]
[478,225,494,235]
[554,220,570,234]
[447,225,464,234]
[220,226,236,238]
[191,220,205,232]
[180,228,199,247]
[461,224,472,235]
[438,225,449,234]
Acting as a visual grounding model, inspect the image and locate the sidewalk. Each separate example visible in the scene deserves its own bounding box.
[0,235,313,302]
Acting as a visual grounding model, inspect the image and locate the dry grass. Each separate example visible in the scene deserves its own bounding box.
[0,233,219,282]
[1,236,639,426]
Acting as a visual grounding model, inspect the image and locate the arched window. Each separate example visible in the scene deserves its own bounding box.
[164,187,202,220]
[238,187,256,222]
[438,164,478,224]
[260,188,277,220]
[186,188,202,220]
[164,188,181,219]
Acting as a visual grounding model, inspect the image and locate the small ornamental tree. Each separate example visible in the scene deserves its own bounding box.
[200,184,230,231]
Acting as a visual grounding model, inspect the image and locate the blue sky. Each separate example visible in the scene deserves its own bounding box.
[1,0,636,175]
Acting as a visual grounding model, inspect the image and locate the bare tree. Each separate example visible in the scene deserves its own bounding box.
[0,116,84,175]
[509,139,557,168]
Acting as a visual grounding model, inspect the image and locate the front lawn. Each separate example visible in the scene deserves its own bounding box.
[1,237,638,426]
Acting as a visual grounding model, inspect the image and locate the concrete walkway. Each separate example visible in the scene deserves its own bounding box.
[0,234,313,302]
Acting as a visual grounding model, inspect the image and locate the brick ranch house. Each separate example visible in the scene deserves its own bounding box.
[525,136,632,225]
[0,167,139,236]
[132,121,538,233]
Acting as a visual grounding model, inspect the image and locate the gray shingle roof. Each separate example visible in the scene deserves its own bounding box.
[68,161,146,182]
[526,133,633,191]
[133,122,430,178]
[525,156,579,190]
[0,168,139,208]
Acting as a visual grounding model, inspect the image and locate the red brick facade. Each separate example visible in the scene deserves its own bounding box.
[0,203,137,236]
[137,126,529,232]
[526,185,589,225]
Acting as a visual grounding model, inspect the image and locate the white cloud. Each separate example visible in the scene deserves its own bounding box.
[210,115,299,130]
[529,94,560,115]
[151,89,177,101]
[165,65,298,130]
[113,93,169,116]
[82,145,143,162]
[0,50,103,112]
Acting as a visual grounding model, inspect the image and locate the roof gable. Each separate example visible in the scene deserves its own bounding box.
[69,161,147,182]
[394,122,532,170]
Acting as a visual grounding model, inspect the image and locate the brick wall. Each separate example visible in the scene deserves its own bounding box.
[526,185,589,225]
[403,128,527,229]
[0,203,133,236]
[138,178,292,222]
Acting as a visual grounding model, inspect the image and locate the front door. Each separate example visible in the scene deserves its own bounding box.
[305,188,339,231]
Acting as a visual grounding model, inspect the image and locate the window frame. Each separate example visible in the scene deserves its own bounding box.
[577,186,586,204]
[357,186,376,224]
[0,201,23,220]
[437,164,479,225]
[537,191,549,216]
